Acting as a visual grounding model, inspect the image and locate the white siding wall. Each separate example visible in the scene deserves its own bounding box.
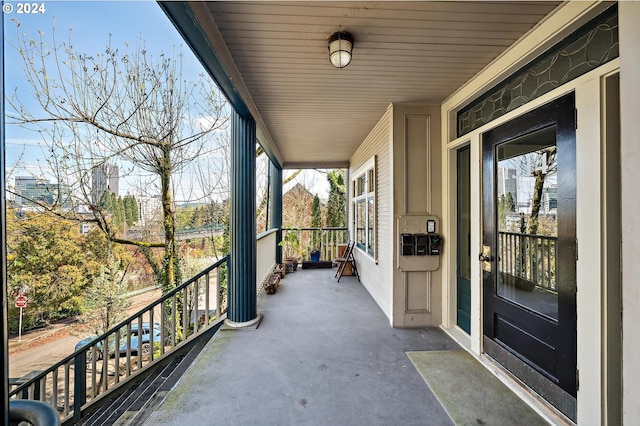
[350,106,394,320]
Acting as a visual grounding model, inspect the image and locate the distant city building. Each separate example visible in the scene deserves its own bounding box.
[14,176,41,205]
[138,195,162,226]
[91,164,119,204]
[541,187,558,214]
[14,176,73,210]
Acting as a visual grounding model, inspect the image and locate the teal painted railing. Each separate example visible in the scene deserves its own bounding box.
[9,257,229,423]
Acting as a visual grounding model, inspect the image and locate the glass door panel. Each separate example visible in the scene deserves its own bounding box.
[496,126,558,320]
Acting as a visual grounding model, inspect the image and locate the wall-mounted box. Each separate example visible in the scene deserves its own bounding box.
[396,215,441,271]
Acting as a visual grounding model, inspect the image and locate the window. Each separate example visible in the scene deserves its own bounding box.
[352,158,376,258]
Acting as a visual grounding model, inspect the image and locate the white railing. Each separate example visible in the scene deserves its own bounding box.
[281,227,348,261]
[498,231,557,292]
[257,229,278,287]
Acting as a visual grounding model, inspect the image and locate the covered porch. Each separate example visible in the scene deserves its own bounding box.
[3,1,640,425]
[141,268,544,425]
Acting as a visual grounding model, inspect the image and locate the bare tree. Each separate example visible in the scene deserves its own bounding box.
[517,147,556,235]
[6,21,229,295]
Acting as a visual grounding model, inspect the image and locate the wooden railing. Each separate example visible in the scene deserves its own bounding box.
[498,231,557,292]
[282,227,348,261]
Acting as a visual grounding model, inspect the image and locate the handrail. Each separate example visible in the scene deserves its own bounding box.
[9,256,229,422]
[175,224,224,234]
[83,255,228,347]
[257,228,278,240]
[283,227,348,231]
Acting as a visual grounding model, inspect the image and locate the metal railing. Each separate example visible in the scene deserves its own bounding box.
[9,256,229,423]
[281,227,348,261]
[498,231,557,292]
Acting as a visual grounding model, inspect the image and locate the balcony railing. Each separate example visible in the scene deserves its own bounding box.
[257,229,278,287]
[498,231,557,292]
[9,256,229,423]
[281,227,348,261]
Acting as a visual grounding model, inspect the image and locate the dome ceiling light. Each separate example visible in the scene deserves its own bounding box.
[328,31,354,69]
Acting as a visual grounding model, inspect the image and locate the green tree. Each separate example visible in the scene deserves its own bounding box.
[114,196,126,228]
[310,194,322,249]
[191,206,205,228]
[100,190,114,212]
[6,210,108,330]
[497,192,515,231]
[7,24,229,299]
[84,254,132,335]
[326,170,346,228]
[124,196,138,227]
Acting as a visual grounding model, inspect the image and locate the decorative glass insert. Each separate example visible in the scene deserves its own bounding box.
[457,5,618,137]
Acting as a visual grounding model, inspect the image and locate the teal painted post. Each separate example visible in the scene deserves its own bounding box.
[270,161,283,264]
[229,111,258,325]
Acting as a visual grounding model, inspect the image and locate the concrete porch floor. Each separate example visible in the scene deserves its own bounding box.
[144,268,461,425]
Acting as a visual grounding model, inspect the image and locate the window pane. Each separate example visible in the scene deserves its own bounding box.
[368,168,374,192]
[496,126,558,320]
[357,175,366,196]
[367,197,375,256]
[356,200,366,247]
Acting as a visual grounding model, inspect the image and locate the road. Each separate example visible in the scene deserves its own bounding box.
[8,288,162,378]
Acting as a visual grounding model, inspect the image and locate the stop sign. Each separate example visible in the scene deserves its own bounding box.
[15,295,27,308]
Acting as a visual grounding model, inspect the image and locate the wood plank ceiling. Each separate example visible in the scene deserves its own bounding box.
[194,1,561,167]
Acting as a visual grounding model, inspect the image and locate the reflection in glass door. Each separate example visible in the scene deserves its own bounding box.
[457,146,471,334]
[496,126,558,320]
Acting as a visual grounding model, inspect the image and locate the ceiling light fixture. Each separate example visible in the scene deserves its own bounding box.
[328,31,354,69]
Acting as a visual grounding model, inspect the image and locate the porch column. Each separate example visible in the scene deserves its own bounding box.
[269,161,283,264]
[228,110,259,327]
[0,12,8,425]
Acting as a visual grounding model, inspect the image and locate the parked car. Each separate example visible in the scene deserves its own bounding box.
[74,322,162,362]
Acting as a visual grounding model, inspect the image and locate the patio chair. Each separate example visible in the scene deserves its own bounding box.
[335,241,360,283]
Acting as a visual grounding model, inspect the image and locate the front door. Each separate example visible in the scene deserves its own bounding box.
[482,93,577,418]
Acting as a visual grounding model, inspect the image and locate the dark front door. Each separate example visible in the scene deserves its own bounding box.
[482,93,577,416]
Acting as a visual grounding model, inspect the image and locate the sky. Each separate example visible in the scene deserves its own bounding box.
[3,1,331,203]
[3,1,208,200]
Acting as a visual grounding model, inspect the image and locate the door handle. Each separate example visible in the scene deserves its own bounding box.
[480,245,493,272]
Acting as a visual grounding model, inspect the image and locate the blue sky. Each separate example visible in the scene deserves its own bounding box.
[3,1,218,199]
[3,1,331,202]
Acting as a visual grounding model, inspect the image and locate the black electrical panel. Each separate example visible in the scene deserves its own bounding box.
[427,234,441,255]
[415,234,428,255]
[401,234,415,255]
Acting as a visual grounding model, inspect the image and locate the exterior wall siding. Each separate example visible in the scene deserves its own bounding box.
[391,104,442,328]
[350,104,441,327]
[350,106,394,320]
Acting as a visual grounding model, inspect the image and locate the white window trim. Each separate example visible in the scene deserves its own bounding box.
[352,157,376,259]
